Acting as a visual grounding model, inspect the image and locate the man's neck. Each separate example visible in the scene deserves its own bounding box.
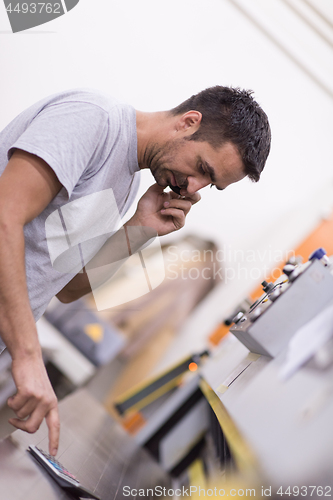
[135,110,172,169]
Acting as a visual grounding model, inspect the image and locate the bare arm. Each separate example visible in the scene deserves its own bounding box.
[56,224,157,304]
[56,183,201,303]
[0,150,62,455]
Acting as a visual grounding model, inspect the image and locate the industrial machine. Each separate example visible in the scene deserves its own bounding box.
[230,248,333,357]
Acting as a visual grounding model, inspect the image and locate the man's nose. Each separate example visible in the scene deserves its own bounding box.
[185,176,210,195]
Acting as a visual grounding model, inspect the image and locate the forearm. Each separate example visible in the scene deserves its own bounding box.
[0,150,62,454]
[56,269,91,303]
[0,220,40,359]
[57,220,157,303]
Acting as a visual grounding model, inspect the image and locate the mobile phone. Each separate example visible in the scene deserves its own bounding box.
[169,185,181,195]
[28,446,100,499]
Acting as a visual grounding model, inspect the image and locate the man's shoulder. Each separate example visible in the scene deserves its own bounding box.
[40,88,124,115]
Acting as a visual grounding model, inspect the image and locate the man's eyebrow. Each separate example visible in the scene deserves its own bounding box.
[204,162,224,190]
[204,162,216,182]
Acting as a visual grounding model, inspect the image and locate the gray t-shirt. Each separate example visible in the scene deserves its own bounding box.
[0,89,140,324]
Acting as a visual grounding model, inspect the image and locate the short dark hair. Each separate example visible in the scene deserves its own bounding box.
[170,86,271,182]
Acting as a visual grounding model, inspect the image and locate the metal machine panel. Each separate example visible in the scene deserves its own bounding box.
[230,258,333,357]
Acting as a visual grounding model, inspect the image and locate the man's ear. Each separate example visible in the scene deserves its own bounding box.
[176,110,202,133]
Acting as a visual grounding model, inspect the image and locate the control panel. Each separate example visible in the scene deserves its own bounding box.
[230,248,333,357]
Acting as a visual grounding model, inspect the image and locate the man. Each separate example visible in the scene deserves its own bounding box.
[0,85,270,457]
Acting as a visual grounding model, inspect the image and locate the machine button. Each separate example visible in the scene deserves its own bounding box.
[270,287,282,302]
[309,247,329,266]
[283,264,302,282]
[282,264,296,276]
[261,281,274,293]
[250,307,262,322]
[232,312,244,324]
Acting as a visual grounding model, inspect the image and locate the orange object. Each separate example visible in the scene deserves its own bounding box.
[188,362,198,372]
[121,411,146,435]
[209,323,231,346]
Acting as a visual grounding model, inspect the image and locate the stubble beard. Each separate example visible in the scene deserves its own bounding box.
[144,138,187,189]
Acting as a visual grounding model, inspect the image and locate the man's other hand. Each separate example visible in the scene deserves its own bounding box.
[7,352,60,456]
[129,183,200,236]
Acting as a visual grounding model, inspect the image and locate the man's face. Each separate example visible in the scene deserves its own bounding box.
[147,137,246,196]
